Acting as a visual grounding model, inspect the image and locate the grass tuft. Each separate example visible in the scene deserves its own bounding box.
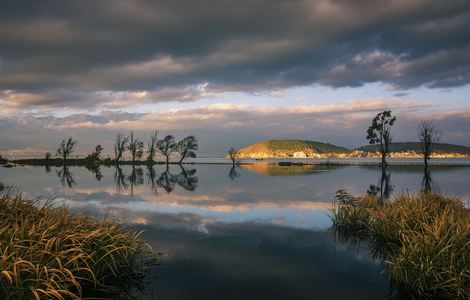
[0,190,154,299]
[331,191,470,299]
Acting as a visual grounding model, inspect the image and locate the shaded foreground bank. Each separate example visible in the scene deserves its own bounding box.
[331,191,470,299]
[0,191,153,299]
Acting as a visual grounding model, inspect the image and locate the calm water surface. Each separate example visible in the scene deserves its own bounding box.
[1,163,469,299]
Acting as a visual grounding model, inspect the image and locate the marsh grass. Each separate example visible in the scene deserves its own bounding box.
[331,191,470,299]
[0,190,154,299]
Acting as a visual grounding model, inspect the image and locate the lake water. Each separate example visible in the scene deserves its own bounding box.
[1,162,469,299]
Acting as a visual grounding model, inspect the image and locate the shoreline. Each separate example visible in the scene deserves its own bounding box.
[3,158,470,167]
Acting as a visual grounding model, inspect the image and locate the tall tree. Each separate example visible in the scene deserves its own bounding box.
[227,147,239,167]
[366,111,396,166]
[147,130,159,162]
[127,131,144,163]
[157,135,177,165]
[176,135,198,164]
[57,137,76,164]
[418,119,441,167]
[114,133,128,163]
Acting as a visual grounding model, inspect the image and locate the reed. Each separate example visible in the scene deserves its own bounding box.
[331,191,469,299]
[0,190,153,299]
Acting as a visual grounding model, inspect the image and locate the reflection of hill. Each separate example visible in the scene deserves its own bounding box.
[242,163,341,176]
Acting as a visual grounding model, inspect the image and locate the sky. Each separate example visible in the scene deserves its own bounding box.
[0,0,469,158]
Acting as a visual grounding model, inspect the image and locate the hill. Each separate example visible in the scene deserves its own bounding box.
[235,139,350,158]
[355,142,470,156]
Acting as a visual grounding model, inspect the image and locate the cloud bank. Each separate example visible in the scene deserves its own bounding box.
[0,0,469,109]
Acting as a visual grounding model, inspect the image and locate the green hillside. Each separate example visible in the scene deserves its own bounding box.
[356,142,470,155]
[265,140,350,153]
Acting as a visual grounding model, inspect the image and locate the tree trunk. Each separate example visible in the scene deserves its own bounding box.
[381,152,386,166]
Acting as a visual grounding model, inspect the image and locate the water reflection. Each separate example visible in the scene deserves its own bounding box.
[56,165,76,188]
[228,166,240,180]
[421,166,439,193]
[85,164,103,181]
[146,165,159,195]
[128,166,144,195]
[110,165,199,194]
[367,166,393,200]
[114,165,128,192]
[1,163,470,299]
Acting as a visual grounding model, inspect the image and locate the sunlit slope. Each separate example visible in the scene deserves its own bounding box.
[236,139,350,158]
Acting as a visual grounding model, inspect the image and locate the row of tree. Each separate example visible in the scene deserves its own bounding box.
[54,131,198,165]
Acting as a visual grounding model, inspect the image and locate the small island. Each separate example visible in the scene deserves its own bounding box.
[233,139,470,159]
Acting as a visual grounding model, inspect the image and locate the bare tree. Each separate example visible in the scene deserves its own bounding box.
[418,119,442,166]
[45,152,52,161]
[127,131,144,163]
[176,135,198,164]
[227,147,238,167]
[366,111,397,166]
[157,135,177,165]
[147,130,159,162]
[57,137,76,164]
[114,133,128,163]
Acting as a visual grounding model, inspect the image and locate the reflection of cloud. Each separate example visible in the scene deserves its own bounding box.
[67,186,333,212]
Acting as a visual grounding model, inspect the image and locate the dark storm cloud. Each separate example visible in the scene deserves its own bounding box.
[0,0,469,108]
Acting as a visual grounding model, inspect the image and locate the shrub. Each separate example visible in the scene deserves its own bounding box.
[331,191,470,299]
[0,191,153,299]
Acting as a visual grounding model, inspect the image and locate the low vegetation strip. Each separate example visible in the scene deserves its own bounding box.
[0,190,153,299]
[331,191,470,299]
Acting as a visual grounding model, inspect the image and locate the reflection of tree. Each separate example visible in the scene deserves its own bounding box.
[367,166,393,201]
[114,165,128,192]
[45,165,51,173]
[228,166,240,181]
[85,164,103,181]
[156,166,198,193]
[146,165,158,195]
[156,166,175,193]
[174,166,198,191]
[421,166,439,193]
[128,166,144,195]
[56,165,76,188]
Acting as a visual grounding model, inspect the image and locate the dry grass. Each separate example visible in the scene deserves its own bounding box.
[331,191,470,299]
[0,190,153,299]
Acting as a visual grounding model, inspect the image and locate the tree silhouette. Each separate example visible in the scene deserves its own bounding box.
[157,135,177,165]
[127,131,144,163]
[114,164,128,192]
[146,165,158,195]
[157,166,176,193]
[57,137,76,165]
[176,135,198,164]
[227,147,239,167]
[87,145,103,161]
[174,166,198,191]
[418,119,442,167]
[56,165,76,188]
[128,165,144,195]
[85,164,103,181]
[147,130,159,162]
[114,133,128,163]
[366,111,396,166]
[228,166,240,180]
